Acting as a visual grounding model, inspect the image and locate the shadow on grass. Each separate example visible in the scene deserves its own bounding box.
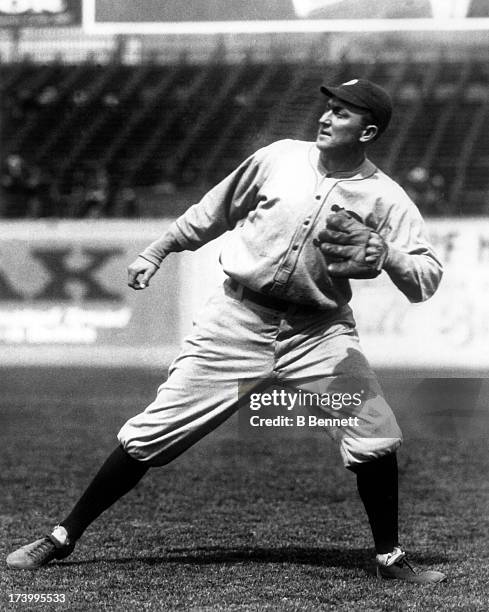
[58,546,449,570]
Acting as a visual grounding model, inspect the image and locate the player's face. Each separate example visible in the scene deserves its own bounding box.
[316,97,369,152]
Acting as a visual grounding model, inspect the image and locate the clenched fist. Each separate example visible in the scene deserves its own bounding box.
[127,256,159,290]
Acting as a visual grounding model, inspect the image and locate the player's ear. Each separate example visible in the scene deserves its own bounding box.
[359,124,378,143]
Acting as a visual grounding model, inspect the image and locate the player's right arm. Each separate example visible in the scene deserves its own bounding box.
[136,147,271,268]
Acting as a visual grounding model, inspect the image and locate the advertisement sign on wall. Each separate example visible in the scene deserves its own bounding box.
[89,0,482,22]
[83,0,489,33]
[0,0,81,27]
[350,218,489,370]
[0,220,181,365]
[1,218,488,372]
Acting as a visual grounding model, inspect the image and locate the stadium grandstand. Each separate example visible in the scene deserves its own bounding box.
[0,0,488,218]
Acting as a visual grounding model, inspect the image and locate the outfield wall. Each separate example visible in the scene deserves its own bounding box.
[0,218,487,372]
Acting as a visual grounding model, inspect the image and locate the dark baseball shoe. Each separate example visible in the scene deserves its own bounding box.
[6,526,74,570]
[376,547,446,584]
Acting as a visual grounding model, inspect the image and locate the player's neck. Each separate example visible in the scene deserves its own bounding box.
[318,149,366,175]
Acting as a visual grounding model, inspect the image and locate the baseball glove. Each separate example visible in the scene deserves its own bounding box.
[316,206,388,279]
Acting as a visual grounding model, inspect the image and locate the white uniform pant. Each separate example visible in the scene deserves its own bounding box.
[118,279,402,468]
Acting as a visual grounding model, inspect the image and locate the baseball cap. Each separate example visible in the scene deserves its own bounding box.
[320,78,392,135]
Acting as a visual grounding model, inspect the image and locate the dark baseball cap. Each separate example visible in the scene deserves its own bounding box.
[320,78,392,135]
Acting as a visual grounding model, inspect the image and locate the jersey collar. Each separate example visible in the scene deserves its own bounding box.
[310,145,377,180]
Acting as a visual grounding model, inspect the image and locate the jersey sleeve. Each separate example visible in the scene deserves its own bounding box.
[139,148,269,265]
[377,196,443,303]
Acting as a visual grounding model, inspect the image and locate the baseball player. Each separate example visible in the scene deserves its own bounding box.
[7,78,446,583]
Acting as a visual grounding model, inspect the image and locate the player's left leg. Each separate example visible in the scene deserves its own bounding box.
[275,306,446,583]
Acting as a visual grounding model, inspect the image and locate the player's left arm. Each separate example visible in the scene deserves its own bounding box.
[375,201,443,303]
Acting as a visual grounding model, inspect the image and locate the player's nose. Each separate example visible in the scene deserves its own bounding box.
[319,109,332,124]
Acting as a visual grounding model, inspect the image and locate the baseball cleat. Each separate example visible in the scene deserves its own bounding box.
[6,526,75,570]
[376,547,446,584]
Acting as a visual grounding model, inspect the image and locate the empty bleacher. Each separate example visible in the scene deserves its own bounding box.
[1,54,488,217]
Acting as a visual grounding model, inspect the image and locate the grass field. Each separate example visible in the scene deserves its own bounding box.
[1,367,488,611]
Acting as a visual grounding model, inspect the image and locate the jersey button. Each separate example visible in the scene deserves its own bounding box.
[292,244,299,251]
[303,220,310,226]
[315,195,321,200]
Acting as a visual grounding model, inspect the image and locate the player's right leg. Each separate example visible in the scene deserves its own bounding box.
[6,281,276,570]
[5,445,147,570]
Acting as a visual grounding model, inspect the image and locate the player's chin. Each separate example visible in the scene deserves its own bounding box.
[315,135,332,150]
